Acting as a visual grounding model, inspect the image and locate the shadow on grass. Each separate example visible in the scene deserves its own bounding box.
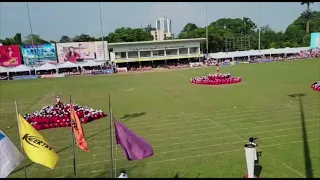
[94,162,145,178]
[120,112,146,122]
[254,164,263,177]
[288,93,314,178]
[173,172,180,178]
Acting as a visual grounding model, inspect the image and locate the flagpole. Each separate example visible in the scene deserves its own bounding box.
[112,111,117,178]
[258,3,262,51]
[205,2,209,57]
[14,101,27,178]
[98,2,106,62]
[70,96,77,178]
[108,94,114,178]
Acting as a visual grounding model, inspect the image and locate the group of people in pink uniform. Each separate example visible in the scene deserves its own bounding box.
[311,81,320,92]
[190,68,242,85]
[23,96,106,130]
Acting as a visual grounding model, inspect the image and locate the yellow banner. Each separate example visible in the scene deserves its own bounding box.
[18,114,59,169]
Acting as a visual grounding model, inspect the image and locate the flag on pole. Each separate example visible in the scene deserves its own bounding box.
[70,104,89,152]
[0,130,24,178]
[17,114,58,169]
[114,120,153,161]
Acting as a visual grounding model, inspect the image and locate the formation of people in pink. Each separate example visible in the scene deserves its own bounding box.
[311,81,320,92]
[190,68,242,85]
[23,96,106,130]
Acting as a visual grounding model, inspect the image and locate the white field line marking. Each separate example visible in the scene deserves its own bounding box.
[205,111,307,178]
[27,137,320,176]
[114,104,320,129]
[51,122,320,161]
[123,102,320,126]
[281,163,305,178]
[48,117,320,148]
[1,98,318,120]
[55,123,320,159]
[46,107,320,141]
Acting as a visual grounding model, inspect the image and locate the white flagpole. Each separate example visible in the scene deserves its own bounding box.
[205,2,209,57]
[26,2,36,64]
[14,101,27,178]
[108,94,114,178]
[69,96,77,178]
[258,3,262,51]
[98,2,106,62]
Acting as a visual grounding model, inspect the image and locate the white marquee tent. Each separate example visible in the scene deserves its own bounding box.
[208,47,310,59]
[57,61,79,69]
[79,60,102,67]
[35,63,57,72]
[9,65,33,73]
[0,66,9,74]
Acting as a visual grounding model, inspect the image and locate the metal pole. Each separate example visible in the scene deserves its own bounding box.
[98,2,106,62]
[26,2,36,64]
[205,2,209,57]
[15,101,28,178]
[108,94,114,178]
[258,3,262,51]
[26,2,34,46]
[69,96,77,178]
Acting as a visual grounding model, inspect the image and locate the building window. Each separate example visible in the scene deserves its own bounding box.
[115,52,126,59]
[179,48,188,55]
[166,49,178,56]
[140,51,151,57]
[153,50,165,56]
[128,51,139,58]
[189,47,199,54]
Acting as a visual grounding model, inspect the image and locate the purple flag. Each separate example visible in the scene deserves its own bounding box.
[114,120,154,161]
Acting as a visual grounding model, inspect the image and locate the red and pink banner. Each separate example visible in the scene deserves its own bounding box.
[0,45,22,67]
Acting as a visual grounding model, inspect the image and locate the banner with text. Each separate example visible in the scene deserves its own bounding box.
[56,41,109,63]
[0,45,22,67]
[21,44,57,66]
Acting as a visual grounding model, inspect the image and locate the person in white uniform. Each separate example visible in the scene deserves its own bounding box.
[118,170,128,178]
[248,137,258,162]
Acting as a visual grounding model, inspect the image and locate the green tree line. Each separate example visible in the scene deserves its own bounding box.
[1,6,319,53]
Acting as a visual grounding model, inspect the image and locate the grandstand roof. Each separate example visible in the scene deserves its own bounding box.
[108,38,206,47]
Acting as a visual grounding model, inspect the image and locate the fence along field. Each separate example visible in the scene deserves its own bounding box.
[1,59,320,178]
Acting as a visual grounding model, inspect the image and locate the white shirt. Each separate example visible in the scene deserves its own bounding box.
[249,142,256,147]
[118,173,128,178]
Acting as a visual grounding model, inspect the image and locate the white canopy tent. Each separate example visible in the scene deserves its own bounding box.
[79,60,102,67]
[0,66,9,74]
[35,63,57,72]
[57,61,79,69]
[9,65,33,74]
[208,47,310,59]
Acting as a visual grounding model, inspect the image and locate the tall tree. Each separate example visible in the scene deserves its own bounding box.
[301,2,314,34]
[107,27,153,43]
[59,35,71,43]
[23,34,49,44]
[12,33,23,45]
[72,34,96,42]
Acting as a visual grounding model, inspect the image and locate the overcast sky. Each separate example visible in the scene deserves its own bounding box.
[0,2,319,41]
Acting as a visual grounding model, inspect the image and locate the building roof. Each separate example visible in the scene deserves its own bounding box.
[108,38,206,47]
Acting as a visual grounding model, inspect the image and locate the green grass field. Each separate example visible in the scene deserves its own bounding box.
[1,59,320,178]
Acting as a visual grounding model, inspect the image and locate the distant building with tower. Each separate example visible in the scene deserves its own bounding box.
[151,17,172,41]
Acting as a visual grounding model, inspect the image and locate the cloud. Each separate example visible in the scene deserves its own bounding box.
[149,2,202,33]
